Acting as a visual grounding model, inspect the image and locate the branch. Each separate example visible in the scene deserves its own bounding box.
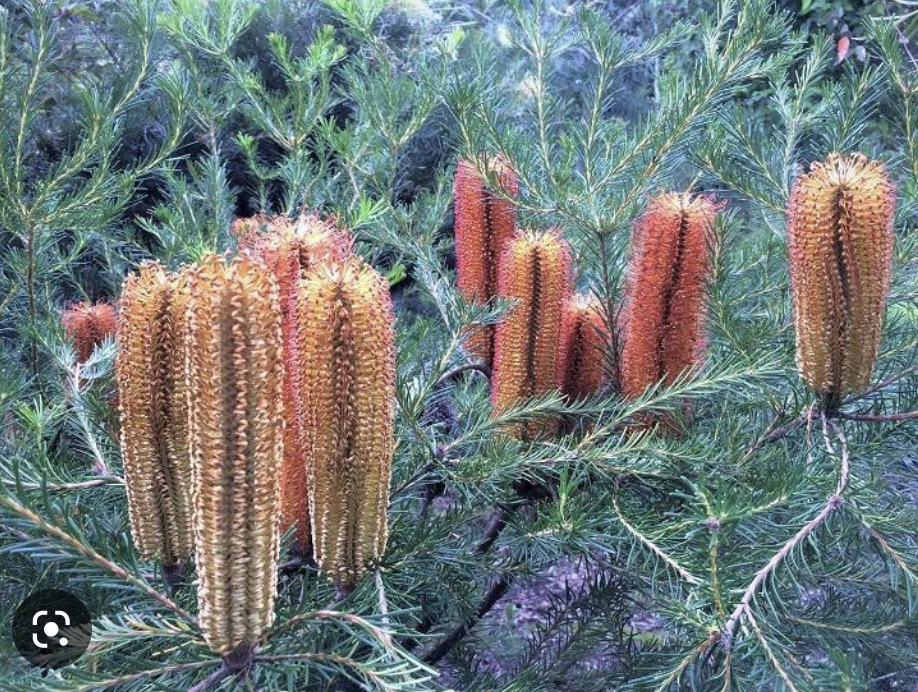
[435,361,491,387]
[612,483,702,585]
[0,493,199,627]
[845,362,918,403]
[422,574,512,665]
[3,476,125,492]
[64,659,220,692]
[836,409,918,423]
[719,419,850,647]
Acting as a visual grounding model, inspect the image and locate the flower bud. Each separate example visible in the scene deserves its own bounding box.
[116,263,193,566]
[454,155,518,365]
[297,258,396,589]
[186,255,284,654]
[788,153,895,401]
[491,229,572,439]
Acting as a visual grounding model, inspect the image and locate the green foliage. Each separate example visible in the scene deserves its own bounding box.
[1,0,918,691]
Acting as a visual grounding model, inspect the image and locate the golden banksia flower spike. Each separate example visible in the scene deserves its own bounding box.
[454,154,519,366]
[297,257,395,591]
[116,263,193,568]
[491,228,573,439]
[63,300,118,362]
[620,193,719,419]
[562,294,609,400]
[788,153,895,405]
[239,213,353,554]
[186,255,284,656]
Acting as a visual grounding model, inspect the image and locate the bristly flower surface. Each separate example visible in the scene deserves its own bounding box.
[116,263,193,566]
[239,213,353,554]
[788,153,896,403]
[491,228,572,439]
[620,193,719,404]
[454,154,519,365]
[297,257,396,590]
[562,294,609,400]
[62,301,118,362]
[185,255,284,655]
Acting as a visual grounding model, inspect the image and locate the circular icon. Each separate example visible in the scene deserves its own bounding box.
[12,589,92,669]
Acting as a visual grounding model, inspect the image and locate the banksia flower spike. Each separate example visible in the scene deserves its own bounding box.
[454,154,519,365]
[116,263,193,568]
[242,213,353,554]
[491,229,573,439]
[63,301,118,362]
[788,153,895,405]
[620,193,718,408]
[562,294,609,400]
[297,257,395,591]
[186,255,284,656]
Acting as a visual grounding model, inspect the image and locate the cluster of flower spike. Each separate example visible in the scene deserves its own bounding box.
[62,300,117,362]
[240,214,353,554]
[116,263,194,567]
[491,229,573,439]
[788,153,895,403]
[297,257,396,589]
[114,209,396,653]
[454,155,519,365]
[620,193,718,404]
[185,255,285,655]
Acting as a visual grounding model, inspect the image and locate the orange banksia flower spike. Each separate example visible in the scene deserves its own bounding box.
[454,154,519,365]
[186,255,284,656]
[297,257,395,591]
[788,153,895,405]
[63,300,118,362]
[620,193,719,408]
[491,229,573,439]
[562,294,609,400]
[116,264,193,568]
[241,213,353,554]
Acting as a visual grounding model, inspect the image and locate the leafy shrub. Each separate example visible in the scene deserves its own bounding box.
[1,1,917,691]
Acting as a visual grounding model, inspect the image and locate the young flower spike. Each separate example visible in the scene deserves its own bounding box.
[788,153,895,404]
[297,257,395,590]
[562,294,609,400]
[240,213,353,554]
[620,193,718,405]
[63,300,118,362]
[116,264,193,568]
[186,255,284,655]
[491,229,573,439]
[454,154,519,365]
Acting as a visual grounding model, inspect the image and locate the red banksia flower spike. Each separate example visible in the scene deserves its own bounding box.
[62,300,118,362]
[620,193,719,407]
[297,257,396,591]
[788,153,895,405]
[491,228,573,440]
[115,263,193,568]
[562,294,609,400]
[240,213,353,554]
[186,255,284,655]
[454,154,519,365]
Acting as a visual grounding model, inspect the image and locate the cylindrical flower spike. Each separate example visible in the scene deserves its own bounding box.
[63,301,118,362]
[186,255,284,655]
[116,263,193,567]
[562,294,609,400]
[241,213,353,554]
[620,193,718,405]
[491,229,573,439]
[454,154,519,365]
[788,153,895,404]
[297,257,395,590]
